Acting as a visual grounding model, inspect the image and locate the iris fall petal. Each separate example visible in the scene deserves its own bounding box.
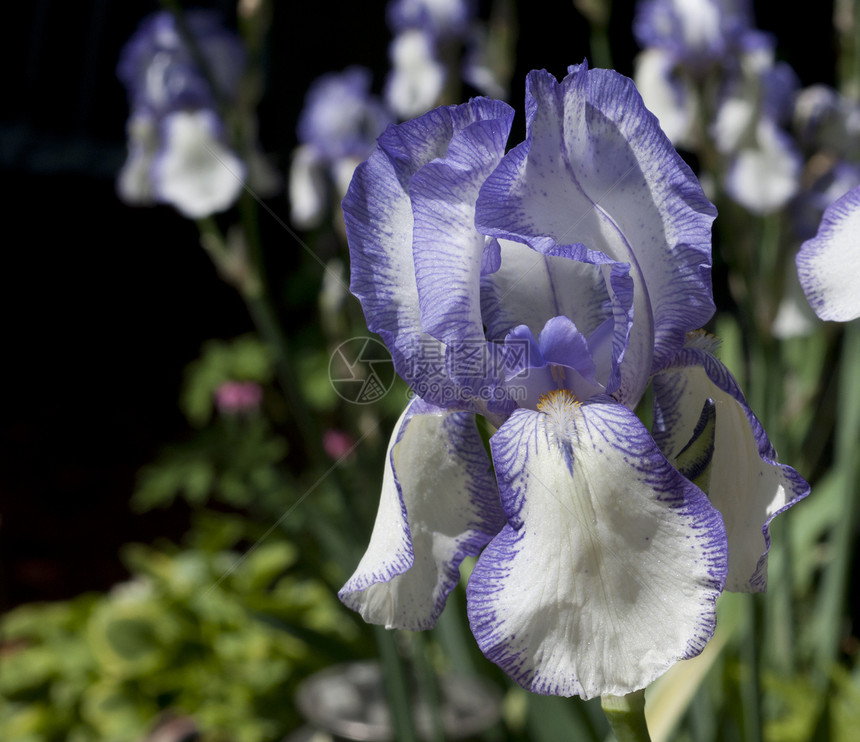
[467,396,727,699]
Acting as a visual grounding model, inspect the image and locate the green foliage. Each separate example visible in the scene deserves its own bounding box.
[181,334,274,428]
[0,513,364,742]
[132,417,289,511]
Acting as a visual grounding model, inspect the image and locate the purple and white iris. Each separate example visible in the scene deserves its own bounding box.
[789,86,860,323]
[384,0,508,118]
[338,64,808,699]
[289,68,392,229]
[633,0,802,214]
[773,86,860,335]
[117,10,276,219]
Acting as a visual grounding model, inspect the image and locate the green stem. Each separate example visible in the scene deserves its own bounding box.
[601,690,651,742]
[814,322,860,673]
[741,596,763,742]
[196,213,327,475]
[588,22,613,71]
[410,632,446,742]
[375,627,419,742]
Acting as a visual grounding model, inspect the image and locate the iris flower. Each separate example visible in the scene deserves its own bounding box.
[289,67,392,229]
[633,0,802,214]
[339,64,808,699]
[117,10,278,219]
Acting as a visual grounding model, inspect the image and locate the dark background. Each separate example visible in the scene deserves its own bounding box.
[0,0,836,610]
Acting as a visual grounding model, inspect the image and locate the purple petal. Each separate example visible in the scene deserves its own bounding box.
[410,100,514,398]
[344,100,510,408]
[633,0,753,70]
[387,0,476,39]
[537,315,596,382]
[475,64,715,403]
[502,320,603,408]
[117,10,245,116]
[297,67,392,162]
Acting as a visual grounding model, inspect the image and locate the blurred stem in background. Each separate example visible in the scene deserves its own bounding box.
[574,0,613,69]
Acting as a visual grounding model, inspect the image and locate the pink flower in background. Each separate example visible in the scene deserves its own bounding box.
[323,429,356,460]
[214,381,263,415]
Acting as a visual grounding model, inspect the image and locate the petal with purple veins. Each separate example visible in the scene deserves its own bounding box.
[339,398,504,630]
[467,394,727,699]
[652,346,810,592]
[476,64,715,401]
[344,100,511,408]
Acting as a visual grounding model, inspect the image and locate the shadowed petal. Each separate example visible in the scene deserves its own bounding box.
[467,395,727,699]
[339,398,504,630]
[481,239,634,397]
[652,346,810,591]
[480,239,612,342]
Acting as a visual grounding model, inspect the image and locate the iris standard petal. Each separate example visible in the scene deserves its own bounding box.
[339,398,504,630]
[480,239,634,396]
[475,64,715,403]
[652,346,810,592]
[410,100,514,396]
[412,99,513,345]
[796,184,860,322]
[344,100,514,408]
[467,394,727,699]
[480,238,613,342]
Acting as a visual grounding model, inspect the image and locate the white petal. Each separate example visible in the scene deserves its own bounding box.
[339,399,503,630]
[634,49,697,148]
[288,144,328,229]
[468,396,727,699]
[796,184,860,322]
[653,348,810,591]
[723,119,800,215]
[385,30,445,118]
[771,263,820,338]
[154,110,245,219]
